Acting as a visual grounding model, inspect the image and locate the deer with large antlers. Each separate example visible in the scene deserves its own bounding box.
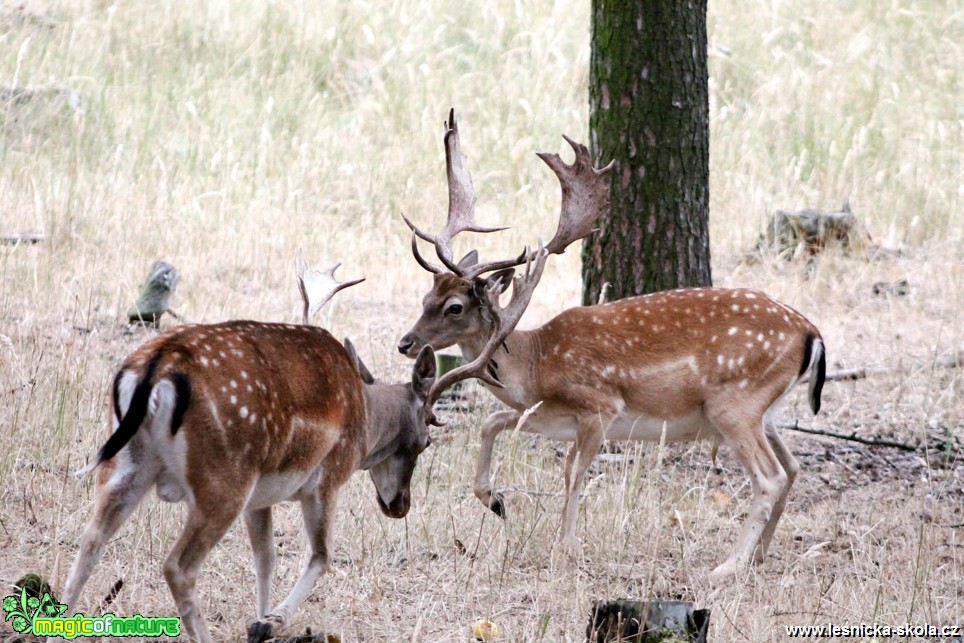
[59,257,437,643]
[398,110,826,579]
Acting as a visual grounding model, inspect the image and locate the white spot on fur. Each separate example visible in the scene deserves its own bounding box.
[200,356,209,366]
[230,395,237,405]
[739,379,749,389]
[717,355,724,365]
[230,380,238,388]
[745,293,756,299]
[728,327,738,335]
[239,406,249,419]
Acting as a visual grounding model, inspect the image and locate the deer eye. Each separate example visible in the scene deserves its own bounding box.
[445,303,463,316]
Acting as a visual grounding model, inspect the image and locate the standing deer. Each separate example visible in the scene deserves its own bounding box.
[60,257,443,643]
[398,110,826,579]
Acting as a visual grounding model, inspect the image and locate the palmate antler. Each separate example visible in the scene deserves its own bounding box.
[406,109,615,424]
[295,249,365,325]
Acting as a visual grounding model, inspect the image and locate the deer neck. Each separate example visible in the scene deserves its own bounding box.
[358,383,403,469]
[458,328,539,410]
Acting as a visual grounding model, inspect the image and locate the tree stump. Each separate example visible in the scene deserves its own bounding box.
[761,203,865,258]
[587,599,710,643]
[127,260,180,326]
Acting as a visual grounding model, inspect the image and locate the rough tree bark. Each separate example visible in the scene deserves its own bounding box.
[583,0,711,305]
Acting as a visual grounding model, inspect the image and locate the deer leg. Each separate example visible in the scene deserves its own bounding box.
[61,460,156,613]
[473,409,520,518]
[247,484,338,643]
[558,418,605,555]
[243,507,275,618]
[705,403,786,579]
[756,426,799,563]
[164,502,244,643]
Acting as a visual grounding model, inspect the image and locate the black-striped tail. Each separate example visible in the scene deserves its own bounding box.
[802,334,826,414]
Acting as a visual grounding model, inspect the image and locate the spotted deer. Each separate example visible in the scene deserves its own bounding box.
[60,257,443,643]
[398,111,826,578]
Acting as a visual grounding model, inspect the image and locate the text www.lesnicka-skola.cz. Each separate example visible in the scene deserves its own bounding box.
[785,623,962,639]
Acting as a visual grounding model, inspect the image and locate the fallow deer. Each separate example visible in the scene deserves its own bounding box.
[398,110,826,579]
[60,257,442,643]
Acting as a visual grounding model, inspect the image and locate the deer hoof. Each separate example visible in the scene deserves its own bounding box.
[488,493,506,519]
[247,615,283,643]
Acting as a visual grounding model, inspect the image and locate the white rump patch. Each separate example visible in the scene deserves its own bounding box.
[115,371,139,423]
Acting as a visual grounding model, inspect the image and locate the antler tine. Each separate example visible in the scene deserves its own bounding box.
[408,232,444,275]
[536,134,616,256]
[422,243,549,425]
[295,250,366,325]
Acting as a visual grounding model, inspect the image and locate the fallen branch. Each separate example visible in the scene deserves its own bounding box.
[0,233,45,245]
[780,422,918,452]
[806,351,963,384]
[824,367,870,381]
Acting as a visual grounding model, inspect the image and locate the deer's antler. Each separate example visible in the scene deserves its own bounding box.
[295,249,365,325]
[537,135,616,255]
[403,109,511,276]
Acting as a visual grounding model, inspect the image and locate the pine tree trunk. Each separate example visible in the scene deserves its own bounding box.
[583,0,711,305]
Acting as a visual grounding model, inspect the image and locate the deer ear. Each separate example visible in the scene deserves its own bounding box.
[343,338,375,385]
[479,268,515,296]
[411,345,437,399]
[457,250,479,269]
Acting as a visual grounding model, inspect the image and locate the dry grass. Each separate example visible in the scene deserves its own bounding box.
[1,0,961,641]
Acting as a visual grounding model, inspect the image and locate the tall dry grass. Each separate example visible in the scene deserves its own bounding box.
[1,0,960,641]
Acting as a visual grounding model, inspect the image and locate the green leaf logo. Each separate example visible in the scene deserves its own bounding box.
[2,589,67,635]
[2,589,35,635]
